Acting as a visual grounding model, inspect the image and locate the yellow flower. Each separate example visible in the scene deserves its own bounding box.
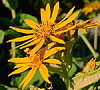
[8,42,65,90]
[82,58,96,72]
[83,1,100,15]
[7,2,79,56]
[64,19,100,36]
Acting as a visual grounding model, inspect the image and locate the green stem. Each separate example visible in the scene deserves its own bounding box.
[80,34,99,58]
[94,26,98,50]
[61,41,74,89]
[11,9,16,19]
[11,42,16,58]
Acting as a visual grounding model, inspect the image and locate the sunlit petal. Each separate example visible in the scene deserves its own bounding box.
[50,2,59,24]
[40,64,50,78]
[7,35,33,42]
[8,66,30,77]
[55,11,79,30]
[9,26,34,34]
[39,66,51,84]
[24,19,39,30]
[46,3,51,21]
[8,57,31,63]
[79,28,87,34]
[43,59,61,64]
[22,67,37,90]
[20,38,41,49]
[44,47,65,59]
[49,35,65,44]
[58,6,75,24]
[29,38,45,56]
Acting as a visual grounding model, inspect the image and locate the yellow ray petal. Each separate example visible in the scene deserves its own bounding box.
[79,28,87,34]
[40,8,46,24]
[14,63,32,69]
[29,38,45,56]
[49,35,65,44]
[43,59,61,64]
[58,6,75,24]
[19,68,37,88]
[46,3,51,21]
[80,19,91,25]
[50,2,59,24]
[8,66,30,77]
[39,66,51,84]
[9,38,35,51]
[56,25,76,34]
[24,19,39,30]
[7,35,34,43]
[55,11,79,30]
[44,47,65,59]
[20,38,41,49]
[22,67,37,90]
[8,57,31,63]
[9,26,34,34]
[40,64,50,78]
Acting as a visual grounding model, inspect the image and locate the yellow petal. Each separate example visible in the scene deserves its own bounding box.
[56,25,76,34]
[40,8,46,24]
[8,66,30,77]
[9,26,34,34]
[24,19,39,30]
[50,2,59,24]
[20,38,41,49]
[8,57,31,63]
[39,65,51,84]
[58,6,75,24]
[14,63,32,69]
[43,59,61,64]
[29,38,45,56]
[79,28,87,34]
[55,11,79,30]
[22,67,37,90]
[40,64,50,78]
[46,3,51,21]
[80,19,91,25]
[44,47,65,59]
[7,35,34,42]
[9,38,35,51]
[49,35,65,44]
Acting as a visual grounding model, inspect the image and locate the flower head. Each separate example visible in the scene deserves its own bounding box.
[64,19,100,36]
[7,2,79,56]
[83,1,100,15]
[8,42,65,89]
[82,58,96,72]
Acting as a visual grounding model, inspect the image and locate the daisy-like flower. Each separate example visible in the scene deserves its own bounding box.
[8,42,65,90]
[63,19,100,36]
[83,1,100,15]
[82,58,96,72]
[7,2,79,56]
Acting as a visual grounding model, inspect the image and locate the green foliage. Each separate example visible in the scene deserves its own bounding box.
[0,30,5,44]
[2,0,18,10]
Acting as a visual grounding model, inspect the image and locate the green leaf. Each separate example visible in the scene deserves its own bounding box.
[72,67,100,90]
[10,69,44,89]
[0,30,5,44]
[68,63,77,77]
[2,0,18,10]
